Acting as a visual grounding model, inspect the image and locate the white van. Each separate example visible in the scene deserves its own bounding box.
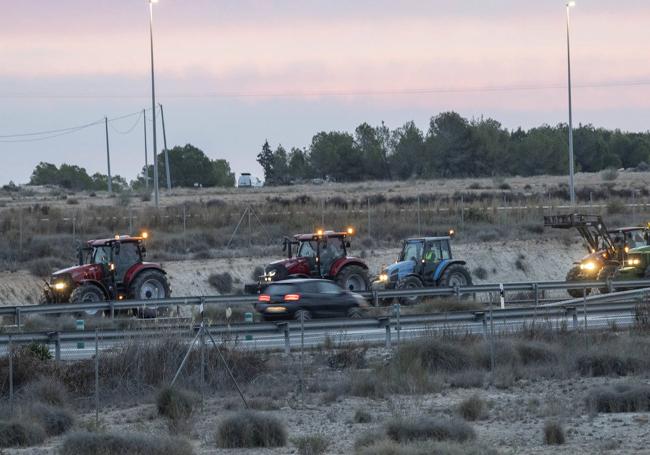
[238,173,263,188]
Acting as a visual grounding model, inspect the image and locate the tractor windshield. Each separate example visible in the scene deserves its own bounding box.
[628,231,647,248]
[400,241,423,262]
[297,241,317,258]
[91,246,112,265]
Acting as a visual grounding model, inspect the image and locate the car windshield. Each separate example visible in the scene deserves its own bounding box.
[400,241,423,262]
[92,246,111,265]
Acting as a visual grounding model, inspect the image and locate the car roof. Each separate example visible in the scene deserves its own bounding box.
[265,278,339,286]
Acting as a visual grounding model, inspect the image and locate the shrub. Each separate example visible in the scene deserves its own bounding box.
[66,198,79,205]
[600,167,619,181]
[576,352,640,377]
[327,346,367,369]
[0,420,46,448]
[607,200,626,215]
[251,266,264,281]
[472,267,488,280]
[354,408,372,423]
[208,272,233,294]
[385,417,476,443]
[348,373,386,399]
[457,395,487,421]
[26,257,68,277]
[156,386,197,421]
[357,440,497,455]
[399,339,471,373]
[515,341,557,365]
[26,402,74,436]
[59,431,194,455]
[448,370,484,389]
[543,420,565,445]
[585,383,650,413]
[354,429,388,450]
[216,411,287,448]
[21,377,69,406]
[293,434,329,455]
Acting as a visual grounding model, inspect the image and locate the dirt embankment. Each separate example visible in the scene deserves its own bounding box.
[0,239,584,306]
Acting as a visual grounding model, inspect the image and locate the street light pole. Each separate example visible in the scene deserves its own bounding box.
[148,0,160,208]
[566,1,576,205]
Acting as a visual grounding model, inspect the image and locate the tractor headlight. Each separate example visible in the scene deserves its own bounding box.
[629,258,641,266]
[580,262,596,271]
[53,282,67,291]
[379,273,388,282]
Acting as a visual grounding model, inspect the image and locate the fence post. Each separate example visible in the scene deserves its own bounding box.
[373,291,379,307]
[94,329,99,428]
[393,304,401,348]
[282,323,290,355]
[55,332,61,362]
[488,296,495,373]
[15,308,21,331]
[583,289,588,349]
[300,311,305,406]
[8,335,13,413]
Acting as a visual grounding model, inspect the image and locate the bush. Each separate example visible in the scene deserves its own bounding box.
[216,411,287,448]
[472,267,488,280]
[543,420,565,445]
[448,370,484,389]
[607,200,626,215]
[327,346,367,369]
[354,408,372,423]
[457,395,487,421]
[21,377,69,406]
[348,373,386,399]
[26,402,74,436]
[26,257,68,277]
[600,167,619,181]
[357,440,497,455]
[354,429,388,450]
[399,339,471,373]
[576,352,640,377]
[208,272,233,294]
[385,417,476,443]
[585,383,650,413]
[156,386,197,421]
[515,341,557,365]
[0,420,46,448]
[251,266,264,281]
[293,434,329,455]
[60,431,194,455]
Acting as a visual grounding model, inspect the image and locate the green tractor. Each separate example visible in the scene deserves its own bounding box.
[612,242,650,289]
[544,214,648,297]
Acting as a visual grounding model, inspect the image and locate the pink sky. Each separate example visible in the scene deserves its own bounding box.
[1,0,650,184]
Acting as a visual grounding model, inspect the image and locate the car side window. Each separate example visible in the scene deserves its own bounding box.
[316,281,342,294]
[300,282,321,293]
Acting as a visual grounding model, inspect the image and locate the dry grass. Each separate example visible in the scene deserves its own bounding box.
[356,440,497,455]
[293,434,330,455]
[24,402,74,436]
[385,417,476,443]
[20,376,69,406]
[0,420,46,448]
[216,411,287,448]
[353,408,372,423]
[585,383,650,413]
[59,431,194,455]
[156,386,198,421]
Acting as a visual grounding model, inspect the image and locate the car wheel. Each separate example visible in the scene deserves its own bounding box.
[294,309,312,322]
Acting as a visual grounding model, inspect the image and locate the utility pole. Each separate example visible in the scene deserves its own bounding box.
[160,103,171,190]
[143,109,149,190]
[104,117,112,193]
[148,0,160,208]
[566,1,577,205]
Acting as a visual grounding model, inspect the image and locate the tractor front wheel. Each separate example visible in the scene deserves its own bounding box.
[597,265,618,294]
[128,270,171,318]
[70,283,106,316]
[566,266,588,298]
[397,276,423,306]
[336,265,369,292]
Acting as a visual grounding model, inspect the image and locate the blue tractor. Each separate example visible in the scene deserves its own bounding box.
[374,232,472,305]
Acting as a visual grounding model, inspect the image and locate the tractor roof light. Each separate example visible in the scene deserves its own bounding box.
[141,231,149,239]
[448,229,456,237]
[347,227,355,235]
[316,229,324,236]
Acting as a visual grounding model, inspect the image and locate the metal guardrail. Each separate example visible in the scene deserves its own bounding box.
[1,279,650,330]
[1,286,648,358]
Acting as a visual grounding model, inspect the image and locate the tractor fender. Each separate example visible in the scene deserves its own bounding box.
[77,279,110,299]
[330,257,369,277]
[433,260,467,282]
[124,263,166,288]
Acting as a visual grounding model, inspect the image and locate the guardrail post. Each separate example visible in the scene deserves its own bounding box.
[15,308,21,331]
[566,306,577,330]
[51,332,61,362]
[393,304,401,348]
[279,323,290,355]
[499,283,505,309]
[372,291,379,307]
[455,286,460,303]
[607,277,613,294]
[109,301,115,320]
[377,317,391,348]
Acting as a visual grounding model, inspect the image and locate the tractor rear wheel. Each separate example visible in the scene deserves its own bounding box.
[397,275,423,305]
[566,266,588,298]
[128,270,171,318]
[440,264,472,289]
[597,265,618,294]
[336,265,369,292]
[70,283,106,316]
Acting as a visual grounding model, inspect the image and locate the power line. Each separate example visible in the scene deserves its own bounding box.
[0,79,649,100]
[109,111,143,135]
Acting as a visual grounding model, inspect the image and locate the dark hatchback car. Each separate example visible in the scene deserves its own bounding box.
[255,279,368,321]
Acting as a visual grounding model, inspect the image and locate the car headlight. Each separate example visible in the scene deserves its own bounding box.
[580,262,596,271]
[53,282,67,291]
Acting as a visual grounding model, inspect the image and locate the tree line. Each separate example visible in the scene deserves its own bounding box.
[257,111,650,185]
[29,144,235,191]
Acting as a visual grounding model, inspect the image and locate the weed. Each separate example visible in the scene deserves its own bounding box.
[0,420,46,448]
[60,431,193,455]
[543,420,566,445]
[25,402,74,436]
[353,408,372,423]
[385,417,475,443]
[208,272,233,293]
[585,383,650,413]
[216,411,287,448]
[293,434,329,455]
[156,386,197,421]
[457,395,487,421]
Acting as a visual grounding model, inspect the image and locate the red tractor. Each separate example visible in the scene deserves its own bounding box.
[42,234,170,312]
[248,229,370,293]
